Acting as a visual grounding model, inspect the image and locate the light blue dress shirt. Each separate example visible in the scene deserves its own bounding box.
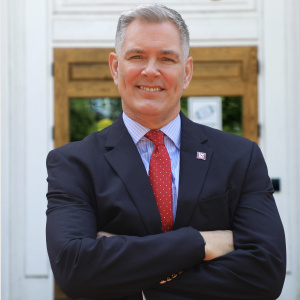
[122,112,181,221]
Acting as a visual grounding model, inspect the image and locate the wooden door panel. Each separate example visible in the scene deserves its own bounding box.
[54,47,258,149]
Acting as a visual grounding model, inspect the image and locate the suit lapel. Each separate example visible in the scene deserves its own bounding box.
[174,113,213,229]
[104,115,162,235]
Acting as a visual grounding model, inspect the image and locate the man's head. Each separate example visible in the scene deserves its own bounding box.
[109,4,193,129]
[115,3,190,60]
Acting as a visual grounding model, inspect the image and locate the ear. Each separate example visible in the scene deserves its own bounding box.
[109,52,119,86]
[183,56,193,90]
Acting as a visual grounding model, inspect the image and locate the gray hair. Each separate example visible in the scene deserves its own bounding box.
[115,3,190,59]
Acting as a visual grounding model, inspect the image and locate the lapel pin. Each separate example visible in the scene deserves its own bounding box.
[196,152,206,160]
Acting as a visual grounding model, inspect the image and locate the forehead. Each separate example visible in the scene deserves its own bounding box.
[121,20,183,53]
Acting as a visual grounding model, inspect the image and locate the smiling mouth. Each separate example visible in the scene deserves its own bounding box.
[138,86,163,92]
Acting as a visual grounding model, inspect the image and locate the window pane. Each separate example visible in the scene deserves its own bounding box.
[70,98,122,142]
[222,96,242,136]
[181,96,242,136]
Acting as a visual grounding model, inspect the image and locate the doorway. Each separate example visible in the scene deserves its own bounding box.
[53,46,258,298]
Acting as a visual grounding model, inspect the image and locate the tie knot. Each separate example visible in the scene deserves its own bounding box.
[145,130,165,146]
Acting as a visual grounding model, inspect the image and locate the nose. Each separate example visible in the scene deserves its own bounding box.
[141,59,160,78]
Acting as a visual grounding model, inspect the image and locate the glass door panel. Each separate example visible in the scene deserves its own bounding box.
[69,97,242,142]
[181,97,242,136]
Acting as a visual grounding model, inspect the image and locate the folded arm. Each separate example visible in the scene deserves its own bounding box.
[98,230,235,262]
[47,204,205,298]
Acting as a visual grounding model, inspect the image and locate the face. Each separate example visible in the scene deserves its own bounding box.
[109,20,193,129]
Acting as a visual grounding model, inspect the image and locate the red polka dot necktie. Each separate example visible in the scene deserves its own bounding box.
[145,130,173,232]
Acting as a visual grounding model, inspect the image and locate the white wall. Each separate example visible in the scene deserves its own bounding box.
[2,0,299,299]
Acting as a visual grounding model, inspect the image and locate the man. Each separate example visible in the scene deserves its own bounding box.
[46,4,286,300]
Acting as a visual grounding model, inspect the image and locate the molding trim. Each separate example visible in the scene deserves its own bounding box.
[53,0,257,14]
[53,15,258,47]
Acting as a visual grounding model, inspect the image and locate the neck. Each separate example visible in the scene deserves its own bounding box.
[123,110,180,130]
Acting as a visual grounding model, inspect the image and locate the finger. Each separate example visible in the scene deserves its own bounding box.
[97,231,116,238]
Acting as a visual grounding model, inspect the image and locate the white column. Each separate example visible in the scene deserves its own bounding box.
[1,0,54,298]
[281,0,300,298]
[1,0,11,298]
[2,0,27,298]
[261,0,299,298]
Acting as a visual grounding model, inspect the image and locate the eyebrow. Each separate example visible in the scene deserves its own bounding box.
[159,50,180,60]
[125,48,181,59]
[125,48,145,56]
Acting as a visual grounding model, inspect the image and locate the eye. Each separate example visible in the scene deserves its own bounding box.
[162,57,175,63]
[131,55,142,59]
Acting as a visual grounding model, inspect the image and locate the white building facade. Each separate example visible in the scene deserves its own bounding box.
[2,0,300,299]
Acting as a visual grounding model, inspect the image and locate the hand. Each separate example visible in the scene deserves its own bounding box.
[200,230,234,261]
[97,231,117,238]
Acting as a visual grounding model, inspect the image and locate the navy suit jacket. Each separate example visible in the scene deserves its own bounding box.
[46,112,286,300]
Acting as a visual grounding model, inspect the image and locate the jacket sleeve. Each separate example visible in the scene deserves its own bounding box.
[46,148,206,299]
[144,143,286,300]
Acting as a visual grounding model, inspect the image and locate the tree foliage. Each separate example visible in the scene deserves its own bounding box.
[70,98,122,142]
[222,96,242,136]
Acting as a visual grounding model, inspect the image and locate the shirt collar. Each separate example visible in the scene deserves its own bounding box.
[122,112,181,149]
